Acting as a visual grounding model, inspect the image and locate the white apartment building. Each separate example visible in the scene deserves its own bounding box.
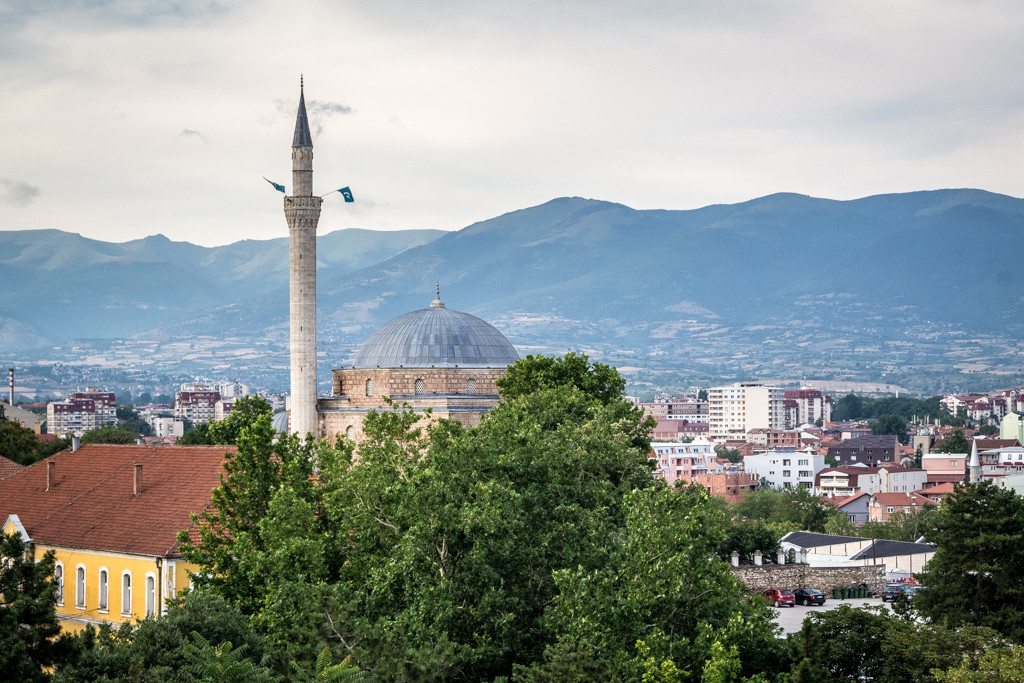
[782,389,832,428]
[46,387,117,437]
[148,415,184,438]
[708,382,785,443]
[742,448,824,490]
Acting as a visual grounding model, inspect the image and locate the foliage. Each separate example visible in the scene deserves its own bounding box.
[716,447,742,463]
[977,424,999,436]
[173,354,780,680]
[179,421,213,445]
[1,408,59,466]
[0,532,69,681]
[933,429,971,454]
[719,517,787,564]
[80,424,138,444]
[56,589,269,682]
[116,404,154,437]
[207,395,273,445]
[933,643,1024,682]
[870,413,909,445]
[831,393,949,423]
[731,485,845,534]
[916,481,1024,641]
[787,605,1005,683]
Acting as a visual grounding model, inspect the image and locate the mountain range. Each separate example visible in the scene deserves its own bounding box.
[2,189,1022,396]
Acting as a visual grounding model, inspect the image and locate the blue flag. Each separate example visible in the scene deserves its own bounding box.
[263,177,286,193]
[337,187,354,202]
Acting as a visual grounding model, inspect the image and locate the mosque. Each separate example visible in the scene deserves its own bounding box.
[281,80,519,440]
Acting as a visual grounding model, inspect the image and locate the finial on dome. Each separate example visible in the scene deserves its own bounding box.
[300,74,304,90]
[430,280,445,308]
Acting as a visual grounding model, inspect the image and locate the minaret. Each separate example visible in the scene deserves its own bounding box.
[969,438,981,484]
[285,77,322,437]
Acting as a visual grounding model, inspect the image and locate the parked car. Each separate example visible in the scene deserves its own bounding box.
[793,588,827,606]
[762,589,796,607]
[882,584,919,602]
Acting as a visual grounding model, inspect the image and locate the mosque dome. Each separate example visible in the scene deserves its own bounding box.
[352,291,519,369]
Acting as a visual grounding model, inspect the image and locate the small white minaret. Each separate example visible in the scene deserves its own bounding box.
[285,77,322,437]
[969,438,981,484]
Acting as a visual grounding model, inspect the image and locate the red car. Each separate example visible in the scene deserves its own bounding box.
[762,589,796,607]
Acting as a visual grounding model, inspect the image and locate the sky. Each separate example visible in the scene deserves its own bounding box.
[1,0,1022,247]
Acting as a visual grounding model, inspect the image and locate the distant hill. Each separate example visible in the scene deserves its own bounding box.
[2,189,1022,394]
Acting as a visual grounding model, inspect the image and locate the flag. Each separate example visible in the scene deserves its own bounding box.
[337,186,354,202]
[263,177,286,193]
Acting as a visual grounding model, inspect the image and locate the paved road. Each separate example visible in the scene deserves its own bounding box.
[771,596,895,634]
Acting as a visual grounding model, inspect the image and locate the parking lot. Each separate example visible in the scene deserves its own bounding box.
[771,596,895,634]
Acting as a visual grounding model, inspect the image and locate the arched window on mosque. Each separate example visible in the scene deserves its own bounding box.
[365,379,373,397]
[415,378,425,394]
[466,378,477,394]
[346,426,355,440]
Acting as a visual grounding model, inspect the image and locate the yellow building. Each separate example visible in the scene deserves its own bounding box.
[1,443,232,632]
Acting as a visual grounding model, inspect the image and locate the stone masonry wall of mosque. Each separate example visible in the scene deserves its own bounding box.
[330,367,508,407]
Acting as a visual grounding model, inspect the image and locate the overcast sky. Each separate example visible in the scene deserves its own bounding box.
[1,0,1022,247]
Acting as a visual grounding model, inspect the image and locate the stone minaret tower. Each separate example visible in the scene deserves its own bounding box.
[285,78,322,437]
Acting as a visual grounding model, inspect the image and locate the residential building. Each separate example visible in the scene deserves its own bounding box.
[692,471,759,503]
[1001,412,1024,445]
[650,440,716,487]
[652,418,708,441]
[636,397,709,423]
[827,434,901,467]
[868,492,932,523]
[1,402,45,433]
[174,387,221,425]
[745,428,802,449]
[815,465,928,497]
[742,447,824,490]
[921,452,967,487]
[1,443,233,631]
[979,445,1024,478]
[212,382,250,400]
[147,416,184,438]
[46,387,117,437]
[214,399,234,421]
[707,382,785,444]
[782,389,832,428]
[822,492,870,524]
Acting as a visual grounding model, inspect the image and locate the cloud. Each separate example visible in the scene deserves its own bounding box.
[0,178,41,207]
[180,128,208,142]
[275,97,353,138]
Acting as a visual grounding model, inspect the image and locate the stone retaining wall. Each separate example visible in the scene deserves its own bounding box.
[733,564,886,595]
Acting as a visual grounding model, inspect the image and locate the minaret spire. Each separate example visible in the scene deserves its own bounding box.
[285,77,323,437]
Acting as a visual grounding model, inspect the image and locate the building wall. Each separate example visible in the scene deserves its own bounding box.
[693,472,759,503]
[8,536,197,633]
[708,383,784,443]
[732,564,886,595]
[319,366,508,441]
[743,450,824,489]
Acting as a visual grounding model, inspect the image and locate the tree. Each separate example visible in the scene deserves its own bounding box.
[55,590,271,682]
[916,481,1024,641]
[1,407,46,465]
[207,395,273,445]
[831,393,864,421]
[80,424,138,444]
[732,485,844,534]
[116,404,153,437]
[697,388,708,402]
[933,429,971,454]
[0,532,69,681]
[177,354,778,680]
[870,413,909,445]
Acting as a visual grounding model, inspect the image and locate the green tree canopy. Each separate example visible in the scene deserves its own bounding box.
[80,424,138,444]
[933,429,971,454]
[916,481,1024,641]
[0,532,70,681]
[870,413,909,445]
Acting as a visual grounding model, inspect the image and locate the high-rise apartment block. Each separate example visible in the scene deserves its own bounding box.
[782,389,832,428]
[707,382,785,443]
[47,387,117,437]
[174,386,221,425]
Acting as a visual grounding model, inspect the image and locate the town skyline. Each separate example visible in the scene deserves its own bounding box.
[2,1,1022,246]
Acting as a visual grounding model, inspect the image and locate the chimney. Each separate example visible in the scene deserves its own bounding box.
[46,460,55,491]
[134,463,143,496]
[72,435,80,452]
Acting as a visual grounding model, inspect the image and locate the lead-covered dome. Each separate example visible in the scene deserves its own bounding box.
[352,293,519,369]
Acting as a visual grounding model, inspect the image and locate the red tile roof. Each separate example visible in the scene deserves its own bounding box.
[0,455,24,480]
[0,444,233,558]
